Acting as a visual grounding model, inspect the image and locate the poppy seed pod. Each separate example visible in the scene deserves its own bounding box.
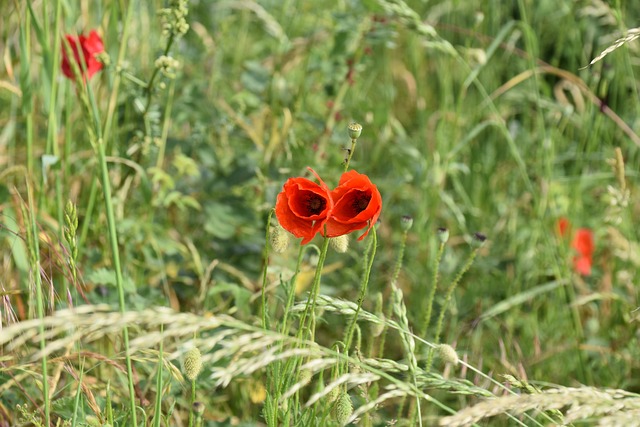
[401,215,413,231]
[348,122,362,140]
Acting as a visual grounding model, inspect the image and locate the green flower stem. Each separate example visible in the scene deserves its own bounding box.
[260,210,275,330]
[188,379,196,427]
[376,228,409,358]
[297,237,330,342]
[280,245,306,335]
[419,240,446,342]
[343,139,357,172]
[425,246,480,373]
[344,228,377,351]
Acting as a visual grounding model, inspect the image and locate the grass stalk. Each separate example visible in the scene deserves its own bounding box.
[24,180,50,426]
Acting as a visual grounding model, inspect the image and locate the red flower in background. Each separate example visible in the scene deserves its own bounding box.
[572,228,594,276]
[61,30,104,80]
[556,218,594,276]
[275,168,333,244]
[325,170,382,240]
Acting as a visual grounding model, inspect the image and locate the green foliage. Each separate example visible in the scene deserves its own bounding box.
[1,0,640,425]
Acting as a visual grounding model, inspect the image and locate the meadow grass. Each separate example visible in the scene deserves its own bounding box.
[1,0,640,425]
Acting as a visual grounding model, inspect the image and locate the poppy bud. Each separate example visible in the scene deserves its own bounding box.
[299,369,313,386]
[270,223,290,253]
[437,344,459,366]
[348,122,362,140]
[329,235,349,253]
[332,392,353,425]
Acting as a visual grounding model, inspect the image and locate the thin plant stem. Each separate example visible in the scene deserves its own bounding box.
[343,139,357,172]
[153,324,164,427]
[188,379,196,427]
[296,237,330,342]
[344,228,377,351]
[260,209,275,330]
[280,245,306,335]
[143,33,176,116]
[425,244,481,373]
[419,239,446,340]
[155,78,176,170]
[25,181,50,427]
[376,228,409,358]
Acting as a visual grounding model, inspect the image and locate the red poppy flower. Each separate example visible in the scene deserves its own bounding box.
[325,170,382,240]
[61,30,104,80]
[275,168,333,244]
[573,228,594,258]
[573,255,592,276]
[557,218,594,276]
[556,217,570,237]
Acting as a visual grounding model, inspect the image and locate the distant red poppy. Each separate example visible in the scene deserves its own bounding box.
[557,217,570,237]
[325,170,382,240]
[572,228,594,276]
[556,218,594,276]
[61,30,104,80]
[275,168,333,244]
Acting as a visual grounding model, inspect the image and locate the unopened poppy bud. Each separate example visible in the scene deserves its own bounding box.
[437,344,459,366]
[270,224,290,253]
[471,232,487,248]
[299,369,312,386]
[332,392,353,425]
[327,384,340,403]
[183,348,202,381]
[348,122,362,140]
[329,235,349,253]
[437,227,449,244]
[400,215,413,231]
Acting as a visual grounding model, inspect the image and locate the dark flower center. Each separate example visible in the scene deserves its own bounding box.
[352,194,371,213]
[306,194,326,214]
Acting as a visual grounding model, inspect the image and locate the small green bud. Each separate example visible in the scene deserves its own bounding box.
[400,215,413,231]
[348,122,362,140]
[298,369,312,386]
[183,348,203,381]
[437,227,449,244]
[329,235,349,253]
[332,392,353,425]
[437,344,459,366]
